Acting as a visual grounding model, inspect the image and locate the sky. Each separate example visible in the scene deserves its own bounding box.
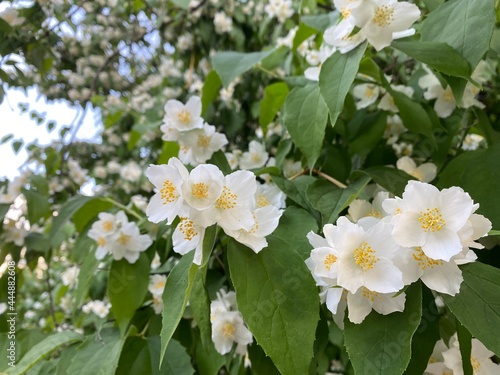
[0,87,101,181]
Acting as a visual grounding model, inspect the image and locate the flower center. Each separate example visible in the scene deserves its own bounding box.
[368,209,382,218]
[341,6,351,19]
[191,183,209,199]
[103,221,113,231]
[197,135,211,148]
[324,254,337,271]
[361,287,381,302]
[251,153,262,163]
[177,110,192,124]
[160,179,178,204]
[156,281,165,289]
[412,247,443,270]
[256,195,270,208]
[364,85,377,99]
[216,186,237,209]
[373,5,394,27]
[471,356,481,373]
[418,208,446,232]
[118,233,131,246]
[179,217,197,241]
[222,322,236,339]
[354,242,379,271]
[97,237,106,247]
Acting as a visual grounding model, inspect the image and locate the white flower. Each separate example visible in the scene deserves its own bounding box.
[145,157,189,224]
[192,170,257,232]
[89,211,127,237]
[265,0,294,23]
[151,252,161,270]
[378,84,414,113]
[61,266,80,287]
[3,220,28,246]
[148,274,166,298]
[304,45,336,81]
[109,222,153,263]
[388,181,476,261]
[254,183,286,209]
[442,338,500,375]
[172,217,206,265]
[214,11,233,34]
[239,141,269,170]
[345,287,406,324]
[353,83,381,109]
[282,159,302,178]
[131,195,148,212]
[152,295,163,314]
[82,300,111,318]
[178,123,228,166]
[225,150,241,170]
[181,164,224,211]
[0,7,25,27]
[347,191,389,222]
[0,303,7,315]
[396,156,437,183]
[356,0,420,51]
[119,161,142,182]
[323,19,367,54]
[331,217,404,294]
[224,205,283,253]
[462,134,485,151]
[163,96,203,132]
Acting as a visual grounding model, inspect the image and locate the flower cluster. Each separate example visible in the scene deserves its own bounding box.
[160,96,228,166]
[145,157,284,264]
[307,181,491,325]
[82,300,111,319]
[210,289,252,356]
[324,0,421,53]
[88,211,153,264]
[425,335,500,374]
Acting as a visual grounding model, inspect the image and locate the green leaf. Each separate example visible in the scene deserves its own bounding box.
[456,319,473,375]
[272,175,316,211]
[189,273,213,347]
[259,82,289,135]
[73,198,113,232]
[228,238,320,375]
[349,112,387,157]
[212,50,274,87]
[474,109,500,145]
[22,189,50,224]
[49,196,94,246]
[270,206,318,260]
[108,254,150,335]
[283,84,329,169]
[442,263,500,356]
[169,0,190,9]
[207,150,232,175]
[74,244,99,305]
[160,252,198,365]
[354,166,414,197]
[200,224,217,268]
[1,134,13,144]
[306,176,371,225]
[403,285,441,375]
[12,140,23,154]
[201,70,222,115]
[292,23,318,50]
[301,13,340,31]
[6,332,83,375]
[319,43,367,127]
[392,40,471,78]
[344,283,422,375]
[67,329,125,375]
[158,141,180,165]
[116,337,151,375]
[420,0,495,70]
[148,337,195,375]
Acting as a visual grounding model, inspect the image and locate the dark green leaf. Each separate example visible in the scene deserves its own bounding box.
[149,337,194,375]
[201,70,222,115]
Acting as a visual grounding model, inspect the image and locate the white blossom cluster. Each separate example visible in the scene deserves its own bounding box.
[210,289,252,356]
[145,157,285,264]
[160,96,229,166]
[307,181,491,326]
[82,300,111,319]
[324,0,421,52]
[88,211,153,263]
[425,335,500,374]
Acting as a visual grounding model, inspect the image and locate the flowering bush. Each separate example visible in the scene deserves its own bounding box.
[1,0,500,374]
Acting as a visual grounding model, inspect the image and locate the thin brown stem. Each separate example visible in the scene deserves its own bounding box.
[313,168,347,189]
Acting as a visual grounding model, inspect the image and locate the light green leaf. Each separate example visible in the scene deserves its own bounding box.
[74,243,99,306]
[201,70,222,115]
[319,43,367,127]
[158,141,180,165]
[67,329,125,375]
[6,332,83,375]
[392,40,471,78]
[301,12,340,31]
[292,23,318,50]
[283,84,329,169]
[227,238,320,375]
[420,0,495,70]
[49,196,94,246]
[73,198,113,232]
[442,263,500,356]
[108,254,150,335]
[344,283,422,375]
[259,82,289,135]
[160,252,198,365]
[272,175,317,212]
[212,50,274,87]
[169,0,190,9]
[22,189,50,224]
[116,337,151,375]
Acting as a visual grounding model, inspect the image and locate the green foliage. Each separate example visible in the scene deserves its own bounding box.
[228,239,320,375]
[212,50,274,87]
[259,82,289,135]
[344,283,422,375]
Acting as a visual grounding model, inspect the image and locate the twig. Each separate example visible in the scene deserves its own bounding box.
[313,168,347,188]
[104,197,144,221]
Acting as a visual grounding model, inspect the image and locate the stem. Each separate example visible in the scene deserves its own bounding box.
[288,170,306,180]
[45,260,60,329]
[104,197,144,221]
[257,65,280,78]
[312,169,347,189]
